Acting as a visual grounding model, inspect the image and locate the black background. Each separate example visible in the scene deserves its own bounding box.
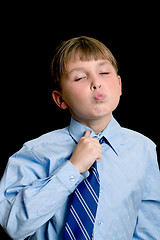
[1,3,159,239]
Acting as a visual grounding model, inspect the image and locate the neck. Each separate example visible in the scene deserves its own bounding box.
[73,114,112,135]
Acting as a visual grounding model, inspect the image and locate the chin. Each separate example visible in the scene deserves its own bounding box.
[87,113,112,121]
[92,108,112,117]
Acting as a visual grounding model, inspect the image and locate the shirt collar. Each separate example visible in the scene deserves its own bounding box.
[68,116,122,156]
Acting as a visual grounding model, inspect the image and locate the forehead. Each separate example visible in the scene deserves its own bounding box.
[66,59,113,74]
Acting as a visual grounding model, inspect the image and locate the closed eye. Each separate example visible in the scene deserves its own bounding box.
[100,72,109,75]
[74,76,86,81]
[75,77,83,81]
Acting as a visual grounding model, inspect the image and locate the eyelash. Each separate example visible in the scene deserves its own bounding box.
[74,72,109,81]
[100,72,109,75]
[75,77,85,81]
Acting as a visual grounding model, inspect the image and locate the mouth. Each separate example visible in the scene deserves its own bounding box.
[94,92,105,101]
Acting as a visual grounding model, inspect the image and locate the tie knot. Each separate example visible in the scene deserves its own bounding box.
[99,137,104,145]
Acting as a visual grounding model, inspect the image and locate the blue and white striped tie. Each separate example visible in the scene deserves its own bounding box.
[63,159,100,240]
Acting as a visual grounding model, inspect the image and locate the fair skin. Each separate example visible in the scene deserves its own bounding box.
[52,58,122,173]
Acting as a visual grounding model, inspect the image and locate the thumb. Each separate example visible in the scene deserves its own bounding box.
[84,129,91,138]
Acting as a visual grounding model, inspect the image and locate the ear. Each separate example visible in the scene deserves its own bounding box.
[52,90,68,109]
[117,75,122,96]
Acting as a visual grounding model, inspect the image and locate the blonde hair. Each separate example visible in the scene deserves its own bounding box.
[51,36,118,90]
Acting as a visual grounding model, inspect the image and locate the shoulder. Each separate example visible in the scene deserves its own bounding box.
[121,126,156,150]
[112,117,156,149]
[21,126,74,168]
[24,126,71,149]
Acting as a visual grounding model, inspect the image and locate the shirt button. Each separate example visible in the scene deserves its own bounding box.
[70,176,75,182]
[98,220,103,225]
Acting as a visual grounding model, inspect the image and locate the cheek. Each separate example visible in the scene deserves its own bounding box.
[62,85,86,106]
[108,79,121,96]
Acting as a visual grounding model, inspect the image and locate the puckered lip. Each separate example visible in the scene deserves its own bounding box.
[94,92,105,101]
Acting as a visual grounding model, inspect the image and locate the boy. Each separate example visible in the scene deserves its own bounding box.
[0,36,160,240]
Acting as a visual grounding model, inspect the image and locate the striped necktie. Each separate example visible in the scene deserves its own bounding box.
[63,158,100,240]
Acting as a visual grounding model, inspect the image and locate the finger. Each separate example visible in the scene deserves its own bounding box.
[83,130,91,138]
[91,138,102,147]
[96,155,102,163]
[96,158,101,163]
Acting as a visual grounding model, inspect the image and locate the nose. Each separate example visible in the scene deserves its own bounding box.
[90,73,102,91]
[91,82,101,91]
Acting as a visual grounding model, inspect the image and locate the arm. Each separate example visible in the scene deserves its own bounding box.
[133,146,160,239]
[0,131,102,240]
[0,145,84,240]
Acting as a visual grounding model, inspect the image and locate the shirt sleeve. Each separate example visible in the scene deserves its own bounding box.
[0,145,84,240]
[133,145,160,239]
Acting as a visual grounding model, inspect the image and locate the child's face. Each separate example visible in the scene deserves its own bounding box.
[53,58,122,125]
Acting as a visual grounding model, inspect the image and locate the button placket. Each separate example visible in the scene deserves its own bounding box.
[98,220,104,225]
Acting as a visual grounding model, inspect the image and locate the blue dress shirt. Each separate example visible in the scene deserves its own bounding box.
[0,117,160,240]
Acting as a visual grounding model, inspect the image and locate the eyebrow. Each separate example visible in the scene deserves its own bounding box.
[68,60,110,75]
[98,60,110,66]
[68,67,86,75]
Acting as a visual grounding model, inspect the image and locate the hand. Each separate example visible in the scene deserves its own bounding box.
[70,130,102,173]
